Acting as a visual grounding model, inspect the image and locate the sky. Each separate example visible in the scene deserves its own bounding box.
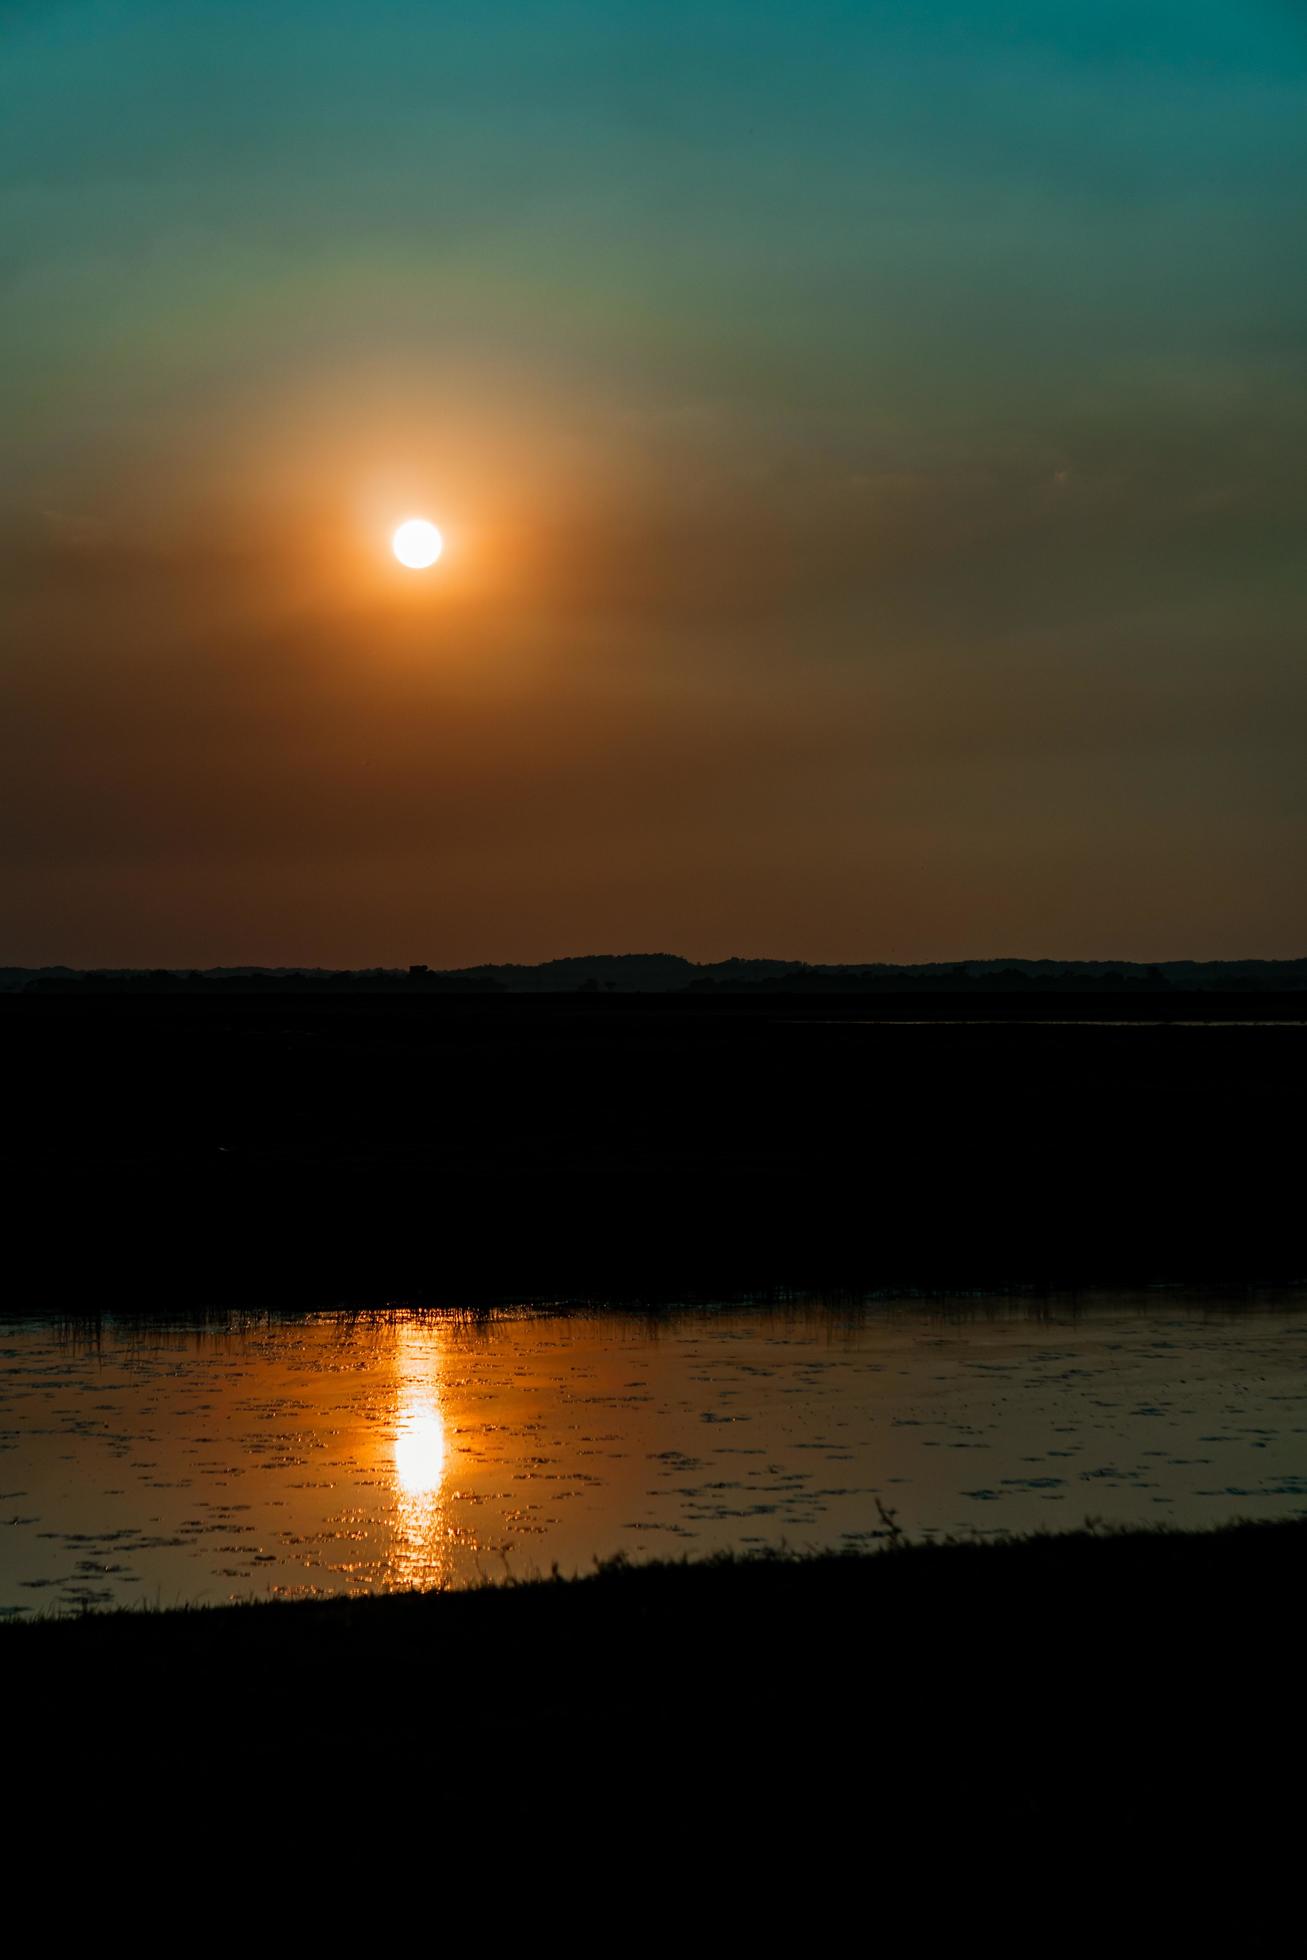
[2,1,1304,966]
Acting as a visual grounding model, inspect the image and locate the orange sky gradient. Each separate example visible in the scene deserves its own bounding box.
[3,5,1304,967]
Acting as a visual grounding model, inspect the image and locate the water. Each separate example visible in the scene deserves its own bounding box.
[2,1292,1305,1615]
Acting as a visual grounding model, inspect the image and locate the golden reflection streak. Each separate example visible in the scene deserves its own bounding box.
[387,1324,453,1589]
[395,1401,446,1494]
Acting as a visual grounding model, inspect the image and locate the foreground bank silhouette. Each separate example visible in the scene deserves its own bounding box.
[10,1517,1304,1823]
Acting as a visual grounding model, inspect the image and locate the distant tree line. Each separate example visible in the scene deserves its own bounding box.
[6,954,1306,996]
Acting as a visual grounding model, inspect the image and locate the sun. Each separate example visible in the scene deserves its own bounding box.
[392,517,443,569]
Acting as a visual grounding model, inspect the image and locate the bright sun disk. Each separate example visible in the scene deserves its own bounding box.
[392,517,443,569]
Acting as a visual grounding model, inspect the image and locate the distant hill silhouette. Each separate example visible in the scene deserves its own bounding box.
[6,954,1307,993]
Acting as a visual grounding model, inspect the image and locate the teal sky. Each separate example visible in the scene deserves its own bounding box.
[2,3,1305,964]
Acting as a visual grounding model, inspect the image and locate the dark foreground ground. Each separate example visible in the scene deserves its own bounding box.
[4,989,1305,1307]
[10,1523,1298,1932]
[10,1520,1305,1811]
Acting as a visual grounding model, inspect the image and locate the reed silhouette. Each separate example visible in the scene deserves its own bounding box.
[3,983,1302,1311]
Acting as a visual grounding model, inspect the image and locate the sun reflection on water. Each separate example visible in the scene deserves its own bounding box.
[387,1327,454,1589]
[395,1402,446,1494]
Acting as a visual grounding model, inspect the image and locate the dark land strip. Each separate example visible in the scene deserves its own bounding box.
[4,990,1303,1308]
[8,1519,1306,1827]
